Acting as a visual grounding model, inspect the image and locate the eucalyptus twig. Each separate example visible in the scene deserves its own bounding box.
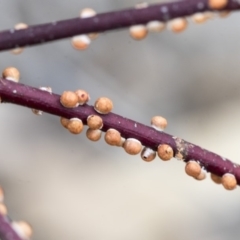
[0,78,239,185]
[0,0,239,51]
[0,214,22,240]
[0,188,32,240]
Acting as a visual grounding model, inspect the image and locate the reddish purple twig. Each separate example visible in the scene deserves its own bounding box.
[0,0,239,51]
[0,78,239,184]
[0,214,22,240]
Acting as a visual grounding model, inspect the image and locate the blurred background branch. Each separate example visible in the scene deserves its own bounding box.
[0,0,239,51]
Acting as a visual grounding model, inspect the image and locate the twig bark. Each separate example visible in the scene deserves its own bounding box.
[0,78,239,184]
[0,0,239,51]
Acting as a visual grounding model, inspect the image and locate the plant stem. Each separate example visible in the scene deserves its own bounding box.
[0,0,239,51]
[0,78,239,184]
[0,214,22,240]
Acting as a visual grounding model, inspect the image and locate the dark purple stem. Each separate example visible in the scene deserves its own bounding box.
[0,0,239,51]
[0,214,22,240]
[0,78,240,184]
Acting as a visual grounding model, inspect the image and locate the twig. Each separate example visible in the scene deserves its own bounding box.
[0,78,239,184]
[0,0,239,51]
[0,214,22,240]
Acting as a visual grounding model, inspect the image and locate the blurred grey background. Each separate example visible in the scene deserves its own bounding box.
[1,0,240,240]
